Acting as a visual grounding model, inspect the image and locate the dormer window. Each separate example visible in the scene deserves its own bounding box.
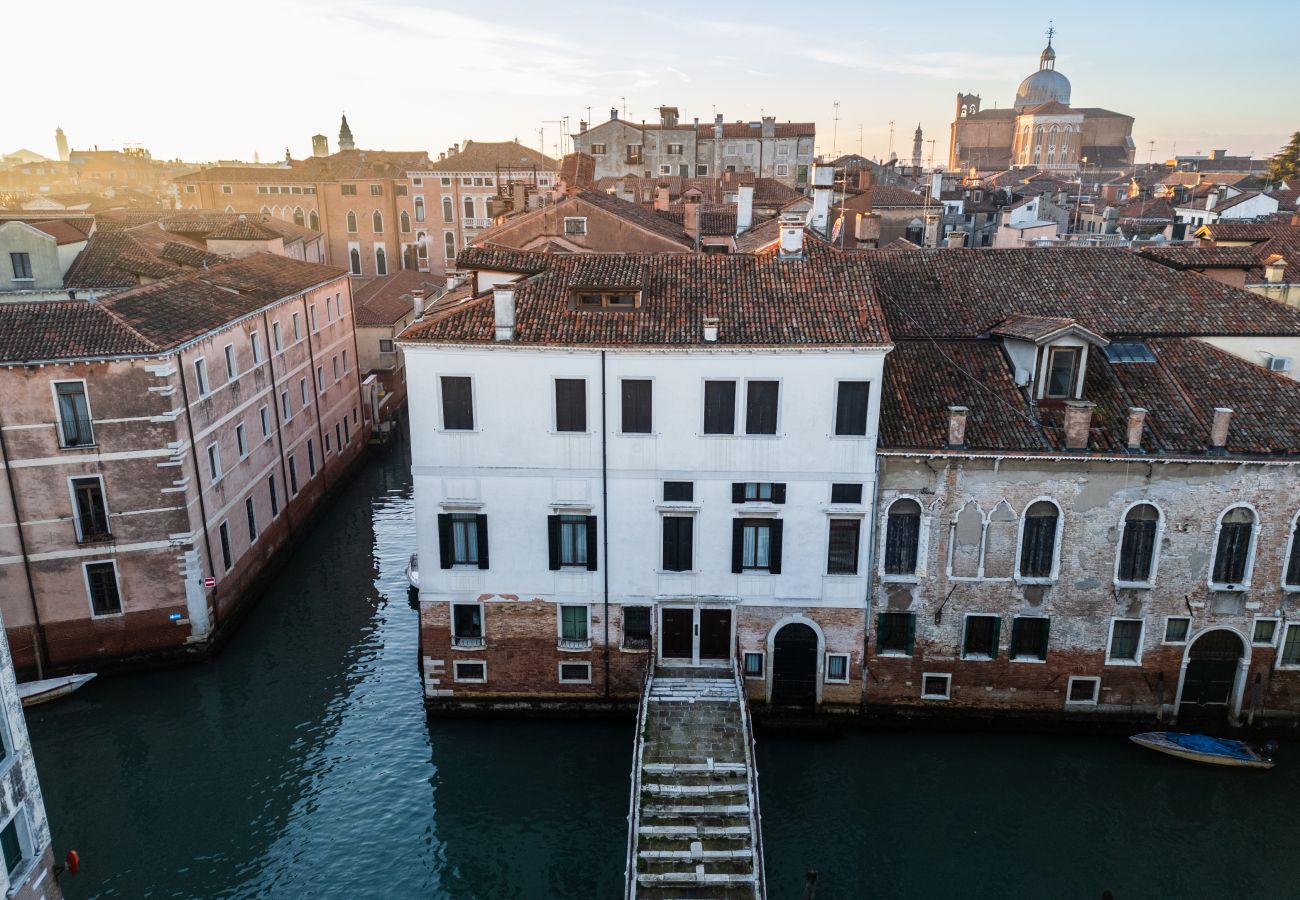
[1045,346,1081,398]
[574,291,640,309]
[989,315,1107,403]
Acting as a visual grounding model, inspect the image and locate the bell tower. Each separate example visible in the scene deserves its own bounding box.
[338,114,356,151]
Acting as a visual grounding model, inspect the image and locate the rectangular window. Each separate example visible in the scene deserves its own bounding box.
[1107,619,1144,663]
[194,358,210,395]
[703,381,736,434]
[307,439,316,476]
[288,456,299,494]
[342,350,349,371]
[563,217,587,235]
[324,433,331,453]
[827,519,861,574]
[560,604,589,646]
[224,344,237,380]
[553,515,593,569]
[272,321,283,351]
[251,331,263,364]
[743,652,764,677]
[1281,624,1300,666]
[54,381,94,447]
[622,607,651,650]
[962,615,1000,659]
[1066,676,1100,705]
[332,356,340,381]
[440,376,474,430]
[1009,616,1050,661]
[452,603,484,645]
[317,366,325,391]
[1164,617,1190,644]
[10,252,33,279]
[281,390,291,420]
[734,519,781,573]
[921,673,951,700]
[733,482,785,503]
[834,381,870,436]
[1213,516,1254,586]
[269,475,279,517]
[292,312,302,340]
[876,612,915,655]
[300,377,309,407]
[831,483,863,504]
[662,516,694,572]
[371,184,383,196]
[379,338,395,353]
[335,423,342,451]
[236,424,249,458]
[453,661,486,682]
[620,379,652,434]
[443,513,484,566]
[1045,347,1080,398]
[591,143,607,154]
[1253,619,1278,646]
[71,476,110,542]
[84,561,122,615]
[745,380,779,435]
[246,496,257,542]
[663,481,693,502]
[343,418,350,443]
[310,306,319,333]
[341,184,357,195]
[219,521,232,571]
[260,406,271,439]
[207,443,221,481]
[696,165,708,176]
[559,662,592,683]
[825,654,850,683]
[1118,514,1158,583]
[554,379,587,432]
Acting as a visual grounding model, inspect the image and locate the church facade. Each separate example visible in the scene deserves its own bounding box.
[948,34,1135,173]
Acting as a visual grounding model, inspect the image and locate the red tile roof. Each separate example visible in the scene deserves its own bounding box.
[456,244,553,275]
[0,301,156,362]
[352,271,443,326]
[424,141,556,174]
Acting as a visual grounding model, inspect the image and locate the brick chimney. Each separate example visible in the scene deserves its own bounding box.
[654,185,671,212]
[1125,407,1147,451]
[947,406,969,449]
[1063,400,1094,450]
[493,285,515,341]
[1209,407,1233,450]
[946,230,967,249]
[410,289,425,319]
[857,168,874,192]
[683,202,700,248]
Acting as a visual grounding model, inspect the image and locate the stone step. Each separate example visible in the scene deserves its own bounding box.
[642,804,750,817]
[638,825,751,838]
[638,872,759,886]
[643,783,747,796]
[642,762,748,776]
[641,850,753,860]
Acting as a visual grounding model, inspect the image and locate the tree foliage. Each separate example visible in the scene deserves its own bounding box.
[1267,131,1300,184]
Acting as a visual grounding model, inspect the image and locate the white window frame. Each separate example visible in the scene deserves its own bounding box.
[67,474,111,543]
[292,312,302,341]
[299,377,309,408]
[82,558,124,618]
[236,423,249,459]
[0,806,36,886]
[1013,496,1064,585]
[824,653,850,683]
[1252,617,1280,647]
[1161,615,1191,645]
[557,603,592,650]
[1277,623,1300,669]
[825,516,863,577]
[742,377,783,438]
[281,390,292,421]
[451,601,486,648]
[223,343,237,380]
[1105,617,1145,666]
[700,378,739,437]
[51,378,95,448]
[552,377,589,435]
[1065,676,1100,706]
[309,304,319,333]
[260,406,271,440]
[250,331,263,364]
[1008,615,1050,663]
[558,661,593,684]
[831,378,873,439]
[1207,503,1259,592]
[878,494,926,583]
[920,672,951,700]
[272,321,283,352]
[658,511,699,575]
[563,216,588,236]
[1113,501,1164,589]
[246,495,258,544]
[960,613,1000,661]
[742,651,765,679]
[437,374,478,432]
[1282,510,1300,593]
[207,442,222,482]
[194,357,210,396]
[452,660,487,683]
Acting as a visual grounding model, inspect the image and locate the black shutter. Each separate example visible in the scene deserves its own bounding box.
[731,519,745,573]
[547,515,561,570]
[772,483,786,504]
[1009,618,1023,659]
[704,381,736,434]
[476,514,490,569]
[621,379,652,434]
[905,614,916,655]
[990,617,1001,660]
[437,514,453,569]
[556,379,586,432]
[732,483,745,503]
[662,517,678,570]
[769,519,783,574]
[745,380,779,435]
[585,515,599,571]
[835,381,869,436]
[680,517,693,570]
[441,376,474,430]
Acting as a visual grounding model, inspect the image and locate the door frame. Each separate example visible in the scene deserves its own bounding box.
[1174,626,1250,722]
[764,614,826,705]
[657,602,736,666]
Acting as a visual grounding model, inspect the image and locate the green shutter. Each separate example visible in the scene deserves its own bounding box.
[990,617,1002,660]
[1039,618,1051,661]
[1009,618,1022,660]
[875,612,885,654]
[905,614,916,656]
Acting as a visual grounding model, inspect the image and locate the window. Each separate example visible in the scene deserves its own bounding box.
[563,217,588,235]
[307,439,316,476]
[251,331,263,364]
[332,356,340,381]
[876,612,914,655]
[293,207,304,226]
[622,607,651,649]
[400,210,411,233]
[733,519,781,573]
[246,496,258,542]
[834,381,870,436]
[1066,676,1100,705]
[207,443,221,481]
[269,475,279,517]
[222,344,237,380]
[194,358,210,396]
[776,164,789,176]
[236,423,249,458]
[575,291,639,309]
[703,380,736,434]
[745,380,779,435]
[281,390,292,420]
[559,605,590,648]
[1107,619,1144,664]
[343,418,350,443]
[453,661,486,682]
[84,561,122,615]
[442,197,454,223]
[884,499,921,576]
[1212,507,1255,587]
[416,231,427,261]
[1044,346,1081,398]
[10,252,33,279]
[71,477,110,542]
[696,165,708,176]
[591,143,607,155]
[414,197,426,223]
[1019,501,1059,579]
[827,519,860,574]
[292,312,302,340]
[272,321,283,351]
[559,662,592,683]
[1286,515,1300,588]
[461,197,475,220]
[626,145,642,163]
[663,481,693,502]
[444,232,455,260]
[288,456,299,494]
[549,514,597,570]
[310,305,319,333]
[370,184,383,196]
[452,603,484,646]
[733,482,785,503]
[1281,624,1300,667]
[342,350,348,370]
[346,211,358,233]
[1010,617,1050,661]
[662,516,693,572]
[743,652,764,677]
[341,184,357,196]
[831,483,863,504]
[334,422,341,450]
[349,248,362,275]
[621,379,652,434]
[921,673,951,700]
[1118,504,1159,584]
[220,184,232,194]
[438,513,488,568]
[309,210,319,230]
[324,432,331,453]
[554,379,587,432]
[1164,617,1190,644]
[219,521,232,571]
[825,654,849,683]
[962,614,1000,659]
[54,381,94,448]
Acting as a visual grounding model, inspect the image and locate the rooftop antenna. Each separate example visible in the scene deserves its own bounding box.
[1147,140,1155,167]
[831,101,840,158]
[857,124,864,156]
[621,96,627,119]
[886,120,895,160]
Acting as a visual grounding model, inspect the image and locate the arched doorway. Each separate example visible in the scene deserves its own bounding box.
[771,623,818,706]
[1179,629,1247,716]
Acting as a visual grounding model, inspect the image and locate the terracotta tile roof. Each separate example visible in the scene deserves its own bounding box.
[455,243,553,275]
[718,122,814,139]
[558,152,597,189]
[158,241,226,269]
[205,218,285,241]
[575,189,691,245]
[27,219,91,244]
[1021,100,1075,115]
[878,237,922,251]
[865,185,933,208]
[63,231,169,290]
[733,216,782,252]
[0,301,157,362]
[1136,245,1259,269]
[1115,198,1175,220]
[404,242,890,348]
[659,203,738,236]
[987,315,1103,344]
[592,175,800,206]
[424,141,556,173]
[177,150,431,184]
[352,271,443,326]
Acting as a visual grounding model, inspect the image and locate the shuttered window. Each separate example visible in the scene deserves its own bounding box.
[827,519,860,574]
[1118,504,1158,583]
[1010,617,1050,661]
[703,381,736,434]
[745,380,779,435]
[732,482,785,503]
[884,499,921,575]
[549,514,598,570]
[621,379,652,434]
[876,612,915,655]
[440,377,474,430]
[85,561,122,615]
[662,516,693,571]
[437,513,489,569]
[1019,501,1058,578]
[962,615,1000,659]
[831,483,863,504]
[834,381,870,436]
[555,379,587,432]
[560,605,588,641]
[732,519,782,573]
[1212,507,1255,585]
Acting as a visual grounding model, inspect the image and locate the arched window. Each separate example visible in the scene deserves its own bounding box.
[293,207,305,226]
[416,231,427,261]
[400,210,411,233]
[442,197,453,223]
[1019,500,1059,579]
[346,211,358,233]
[1117,504,1159,584]
[444,231,455,259]
[308,210,319,230]
[260,206,270,215]
[372,211,383,233]
[414,196,425,223]
[349,247,361,275]
[1285,513,1300,588]
[463,197,475,219]
[375,246,387,276]
[884,499,922,576]
[1212,507,1256,587]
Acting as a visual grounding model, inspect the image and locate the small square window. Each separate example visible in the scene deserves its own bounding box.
[559,662,592,683]
[1066,676,1100,705]
[1253,619,1278,646]
[1107,619,1144,664]
[962,615,1000,660]
[921,673,951,700]
[1163,617,1190,644]
[743,652,764,677]
[453,661,486,682]
[622,607,651,649]
[830,483,863,504]
[825,654,849,683]
[663,481,693,502]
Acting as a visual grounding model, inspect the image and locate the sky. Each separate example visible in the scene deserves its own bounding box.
[7,0,1297,167]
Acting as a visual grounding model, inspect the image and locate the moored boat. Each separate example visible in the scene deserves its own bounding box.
[406,553,420,590]
[17,672,97,707]
[1130,731,1276,769]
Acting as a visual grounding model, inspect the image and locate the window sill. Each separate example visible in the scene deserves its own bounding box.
[76,533,115,546]
[876,650,912,658]
[824,678,850,685]
[826,570,860,577]
[558,639,592,652]
[1015,577,1058,586]
[657,569,698,576]
[10,278,36,283]
[1281,585,1300,594]
[438,428,481,434]
[451,637,485,649]
[90,611,125,620]
[1009,656,1048,664]
[1105,658,1142,667]
[1208,583,1250,593]
[58,443,98,451]
[880,574,919,584]
[920,694,950,701]
[960,654,995,662]
[739,569,774,576]
[1114,581,1153,590]
[550,430,591,437]
[615,432,655,439]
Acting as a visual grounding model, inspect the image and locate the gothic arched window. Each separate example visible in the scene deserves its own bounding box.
[375,246,387,276]
[293,207,304,226]
[346,211,357,233]
[308,210,319,230]
[400,210,411,233]
[372,211,383,233]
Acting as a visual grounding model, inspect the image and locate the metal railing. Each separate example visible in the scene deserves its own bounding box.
[623,661,654,899]
[451,635,484,649]
[734,656,768,899]
[558,637,593,651]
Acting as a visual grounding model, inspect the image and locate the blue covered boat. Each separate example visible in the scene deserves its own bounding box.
[1130,732,1276,769]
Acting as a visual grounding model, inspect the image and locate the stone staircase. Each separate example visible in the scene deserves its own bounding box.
[625,667,765,899]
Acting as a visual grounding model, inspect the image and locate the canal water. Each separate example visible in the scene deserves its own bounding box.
[25,444,1300,899]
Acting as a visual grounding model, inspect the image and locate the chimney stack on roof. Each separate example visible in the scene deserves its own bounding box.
[947,406,969,449]
[410,289,426,319]
[493,286,515,341]
[1264,255,1288,284]
[1125,407,1148,451]
[946,230,967,249]
[654,185,671,212]
[1209,407,1233,451]
[778,214,804,259]
[736,184,754,235]
[809,164,834,235]
[702,317,719,343]
[683,202,701,248]
[610,107,619,121]
[1063,400,1094,450]
[578,120,587,134]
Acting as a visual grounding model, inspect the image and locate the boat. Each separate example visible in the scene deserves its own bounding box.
[1130,731,1276,769]
[17,673,97,708]
[405,553,419,591]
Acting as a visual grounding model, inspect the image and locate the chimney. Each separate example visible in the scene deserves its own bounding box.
[1206,187,1220,211]
[947,406,969,449]
[702,317,719,343]
[1264,255,1287,284]
[713,113,723,140]
[610,107,619,121]
[683,202,700,248]
[761,116,775,139]
[410,289,426,319]
[778,214,804,258]
[493,286,515,341]
[946,230,966,249]
[931,171,943,201]
[810,164,834,234]
[578,120,587,134]
[857,168,874,192]
[654,185,671,212]
[1063,400,1094,451]
[1125,407,1147,451]
[736,184,754,234]
[1209,407,1233,450]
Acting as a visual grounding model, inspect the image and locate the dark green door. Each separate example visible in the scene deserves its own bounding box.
[771,623,818,706]
[1182,630,1244,708]
[661,608,693,660]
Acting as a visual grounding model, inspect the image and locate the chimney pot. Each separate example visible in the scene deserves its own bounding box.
[736,184,754,235]
[410,289,425,319]
[1063,400,1095,451]
[946,230,967,250]
[683,203,701,247]
[778,214,805,258]
[947,406,970,449]
[703,317,719,343]
[1125,407,1148,450]
[1210,406,1233,450]
[493,285,515,341]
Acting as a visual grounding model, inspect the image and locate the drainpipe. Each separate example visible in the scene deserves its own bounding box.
[0,418,47,679]
[260,309,293,527]
[177,356,221,631]
[861,450,883,710]
[601,350,611,699]
[300,294,330,491]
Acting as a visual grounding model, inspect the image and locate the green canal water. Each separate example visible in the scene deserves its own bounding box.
[25,444,1300,899]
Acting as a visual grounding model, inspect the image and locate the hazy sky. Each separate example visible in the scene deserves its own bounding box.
[9,0,1296,167]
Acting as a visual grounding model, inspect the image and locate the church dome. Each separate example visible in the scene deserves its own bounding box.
[1014,42,1071,109]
